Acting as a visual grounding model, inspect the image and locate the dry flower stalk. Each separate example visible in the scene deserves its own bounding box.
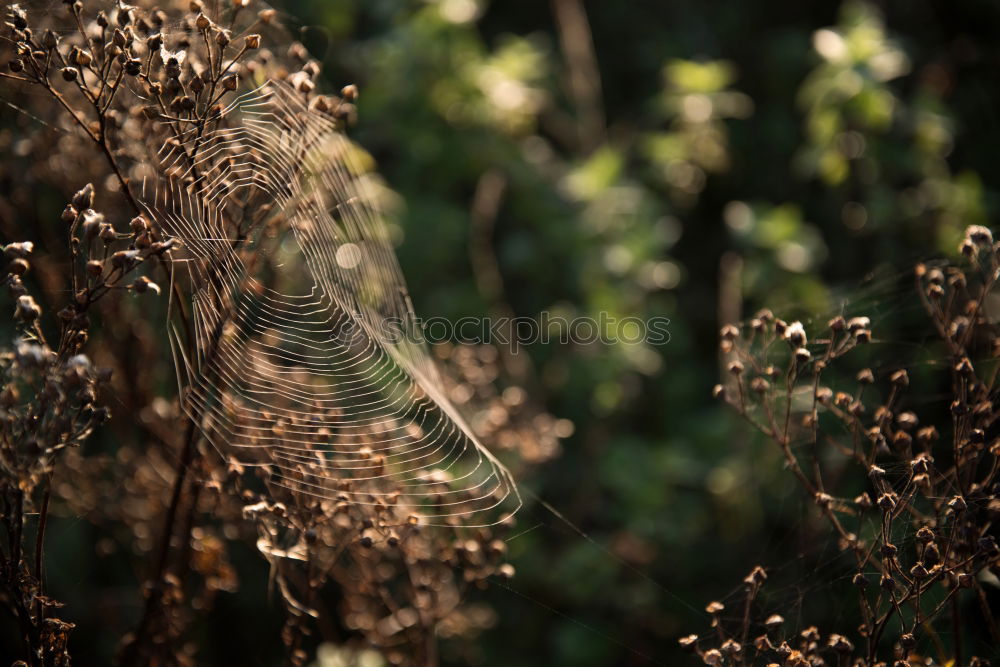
[0,2,562,665]
[697,225,1000,666]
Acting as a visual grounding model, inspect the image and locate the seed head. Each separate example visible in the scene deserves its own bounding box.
[705,601,724,614]
[847,316,870,332]
[72,183,94,211]
[131,276,160,295]
[702,649,722,665]
[783,321,806,347]
[877,492,897,512]
[15,295,41,321]
[828,634,853,654]
[720,639,741,656]
[966,225,993,246]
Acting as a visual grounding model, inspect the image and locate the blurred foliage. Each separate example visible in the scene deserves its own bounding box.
[3,0,1000,664]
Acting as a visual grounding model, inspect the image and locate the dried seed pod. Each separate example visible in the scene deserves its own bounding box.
[948,495,967,513]
[72,183,94,211]
[966,225,993,246]
[678,635,698,652]
[15,295,41,321]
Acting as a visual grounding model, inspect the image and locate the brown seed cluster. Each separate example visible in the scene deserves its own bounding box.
[696,225,1000,665]
[0,2,562,666]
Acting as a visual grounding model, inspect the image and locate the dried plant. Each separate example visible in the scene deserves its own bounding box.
[691,224,1000,666]
[0,1,561,665]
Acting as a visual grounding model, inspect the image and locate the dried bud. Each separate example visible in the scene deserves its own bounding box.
[948,495,967,513]
[6,258,28,276]
[195,12,210,30]
[783,321,806,347]
[794,347,811,363]
[720,639,741,656]
[877,492,897,512]
[341,83,359,102]
[245,34,261,49]
[890,369,909,387]
[705,601,724,614]
[86,259,103,277]
[911,455,931,475]
[111,249,140,269]
[828,634,853,653]
[216,30,230,47]
[72,183,95,211]
[131,276,160,295]
[702,649,722,665]
[222,73,238,91]
[744,566,767,587]
[124,58,141,76]
[966,225,993,246]
[847,316,870,332]
[15,295,41,321]
[61,66,78,81]
[727,360,744,376]
[129,215,148,233]
[916,426,938,442]
[4,241,33,259]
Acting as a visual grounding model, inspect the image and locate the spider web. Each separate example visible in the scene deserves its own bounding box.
[139,81,520,528]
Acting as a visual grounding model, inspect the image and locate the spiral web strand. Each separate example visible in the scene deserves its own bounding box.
[141,81,520,528]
